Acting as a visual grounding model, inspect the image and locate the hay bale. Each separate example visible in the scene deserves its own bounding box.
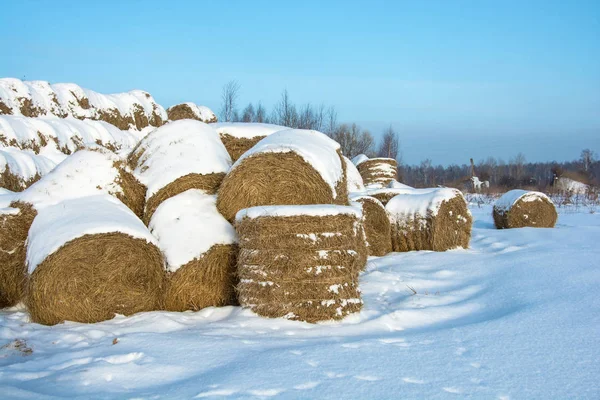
[214,123,288,161]
[149,189,238,311]
[26,195,165,325]
[129,120,232,223]
[1,147,56,191]
[217,129,348,222]
[0,201,36,308]
[365,187,424,206]
[350,195,392,256]
[493,190,557,229]
[235,205,366,323]
[167,102,217,123]
[343,155,365,193]
[355,157,398,188]
[386,188,472,252]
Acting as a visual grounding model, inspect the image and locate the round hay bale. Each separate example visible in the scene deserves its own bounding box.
[235,205,366,323]
[0,201,36,308]
[366,187,422,206]
[350,195,392,256]
[214,123,288,162]
[493,190,557,229]
[217,129,348,222]
[130,120,231,224]
[386,188,472,252]
[26,195,165,325]
[149,189,238,311]
[356,157,398,188]
[167,102,217,123]
[343,155,365,193]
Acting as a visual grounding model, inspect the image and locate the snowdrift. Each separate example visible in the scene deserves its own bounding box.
[493,189,557,229]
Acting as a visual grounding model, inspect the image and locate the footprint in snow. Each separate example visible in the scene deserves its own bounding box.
[354,375,382,381]
[293,381,321,390]
[402,377,426,384]
[442,387,463,394]
[247,388,285,397]
[195,389,239,398]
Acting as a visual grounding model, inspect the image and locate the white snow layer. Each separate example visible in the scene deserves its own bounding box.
[17,150,123,209]
[388,180,414,189]
[26,195,158,274]
[386,188,466,221]
[343,155,365,193]
[133,120,231,199]
[149,190,237,273]
[213,122,288,139]
[352,153,369,166]
[236,204,362,221]
[0,147,58,182]
[494,189,554,211]
[0,78,167,130]
[167,102,217,123]
[554,177,589,194]
[234,129,343,197]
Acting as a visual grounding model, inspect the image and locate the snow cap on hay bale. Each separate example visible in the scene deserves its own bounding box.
[356,157,398,188]
[386,188,472,252]
[26,195,165,325]
[167,102,217,123]
[129,120,232,224]
[0,147,57,192]
[214,122,288,162]
[493,190,557,229]
[149,189,238,311]
[350,195,392,256]
[235,204,366,323]
[343,155,365,193]
[388,180,413,189]
[0,201,36,308]
[217,129,348,222]
[365,187,422,206]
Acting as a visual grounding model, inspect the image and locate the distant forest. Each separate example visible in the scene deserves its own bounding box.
[219,81,599,191]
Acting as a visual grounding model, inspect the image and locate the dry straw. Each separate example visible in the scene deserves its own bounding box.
[236,209,366,322]
[388,191,472,252]
[27,233,165,325]
[493,191,557,229]
[357,158,398,187]
[0,202,36,308]
[351,196,392,256]
[167,103,217,123]
[219,134,265,162]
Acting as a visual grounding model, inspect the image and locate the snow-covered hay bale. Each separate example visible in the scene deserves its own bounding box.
[350,195,392,256]
[129,120,232,224]
[149,190,238,311]
[0,148,57,191]
[0,202,36,308]
[167,102,217,123]
[214,123,288,162]
[236,205,365,323]
[26,195,165,325]
[387,188,472,252]
[366,187,423,206]
[493,190,557,229]
[355,157,398,187]
[217,129,348,222]
[343,155,365,193]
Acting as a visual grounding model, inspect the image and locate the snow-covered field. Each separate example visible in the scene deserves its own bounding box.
[1,205,598,399]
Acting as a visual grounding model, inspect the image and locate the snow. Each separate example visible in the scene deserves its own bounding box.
[342,155,365,193]
[17,150,123,209]
[213,122,288,139]
[236,204,362,221]
[148,190,237,273]
[133,120,231,199]
[554,176,589,194]
[0,147,58,183]
[234,129,343,198]
[386,188,466,220]
[1,205,598,398]
[168,102,217,123]
[388,180,413,189]
[494,189,553,212]
[26,195,158,274]
[352,154,369,166]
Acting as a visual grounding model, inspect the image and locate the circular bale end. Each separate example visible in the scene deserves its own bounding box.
[0,202,36,308]
[219,134,265,162]
[351,196,392,256]
[357,158,398,187]
[493,190,557,229]
[27,233,165,325]
[164,244,238,312]
[114,163,147,219]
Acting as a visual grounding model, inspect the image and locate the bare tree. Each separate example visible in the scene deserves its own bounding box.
[273,90,298,127]
[324,106,338,136]
[330,123,375,158]
[219,80,240,122]
[580,148,596,172]
[255,102,266,123]
[377,125,400,159]
[242,103,256,122]
[511,152,527,179]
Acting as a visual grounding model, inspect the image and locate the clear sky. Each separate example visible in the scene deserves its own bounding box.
[1,0,599,165]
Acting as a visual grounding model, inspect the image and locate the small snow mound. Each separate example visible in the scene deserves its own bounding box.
[214,122,288,139]
[236,204,362,221]
[352,154,369,166]
[494,189,553,212]
[388,180,413,189]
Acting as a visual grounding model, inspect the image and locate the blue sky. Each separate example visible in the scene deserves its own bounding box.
[1,0,599,165]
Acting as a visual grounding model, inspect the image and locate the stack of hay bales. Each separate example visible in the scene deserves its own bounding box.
[0,150,145,308]
[128,120,232,224]
[342,155,365,194]
[214,122,288,162]
[167,102,217,123]
[217,129,348,222]
[353,154,398,188]
[386,188,472,252]
[493,189,558,229]
[236,205,366,322]
[26,195,164,325]
[350,195,392,256]
[148,189,238,311]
